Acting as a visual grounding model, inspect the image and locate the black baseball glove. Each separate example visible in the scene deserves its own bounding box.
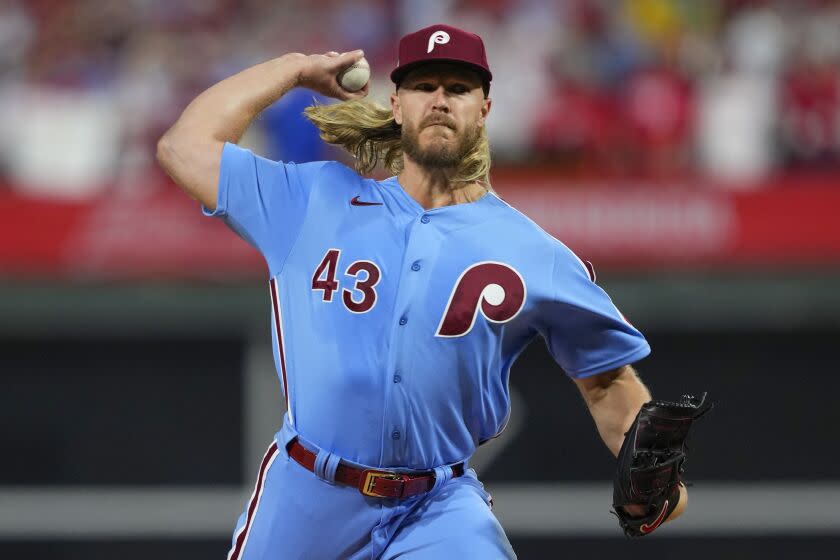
[611,392,713,537]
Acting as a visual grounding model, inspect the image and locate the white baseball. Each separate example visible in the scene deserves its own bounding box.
[337,57,370,92]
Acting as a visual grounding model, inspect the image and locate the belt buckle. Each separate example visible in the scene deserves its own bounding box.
[360,469,408,498]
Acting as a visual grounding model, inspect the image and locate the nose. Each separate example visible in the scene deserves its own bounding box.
[430,85,450,113]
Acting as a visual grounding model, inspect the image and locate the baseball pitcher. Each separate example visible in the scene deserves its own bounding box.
[158,23,709,560]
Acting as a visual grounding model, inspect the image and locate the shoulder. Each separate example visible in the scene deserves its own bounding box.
[223,143,361,185]
[488,192,590,277]
[258,158,370,197]
[314,160,359,180]
[303,160,376,191]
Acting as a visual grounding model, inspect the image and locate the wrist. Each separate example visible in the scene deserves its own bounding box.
[285,53,315,88]
[274,52,308,88]
[667,482,688,523]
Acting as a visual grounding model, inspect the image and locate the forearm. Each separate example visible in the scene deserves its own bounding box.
[165,52,306,146]
[586,366,651,457]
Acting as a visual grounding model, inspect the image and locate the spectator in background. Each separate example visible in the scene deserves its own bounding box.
[779,0,840,169]
[5,1,124,198]
[532,44,621,174]
[619,0,698,178]
[620,46,695,178]
[0,0,35,184]
[696,54,778,184]
[530,1,638,174]
[0,0,33,78]
[696,0,785,183]
[724,0,788,79]
[780,47,839,169]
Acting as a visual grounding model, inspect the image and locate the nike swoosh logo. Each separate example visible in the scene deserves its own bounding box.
[350,195,383,206]
[640,500,669,534]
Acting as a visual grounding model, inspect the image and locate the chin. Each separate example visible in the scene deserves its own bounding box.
[420,143,453,159]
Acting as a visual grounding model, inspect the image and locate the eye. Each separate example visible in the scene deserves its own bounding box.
[449,83,469,94]
[415,82,436,92]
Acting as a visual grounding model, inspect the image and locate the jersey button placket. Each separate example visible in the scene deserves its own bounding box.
[384,213,435,465]
[388,261,410,462]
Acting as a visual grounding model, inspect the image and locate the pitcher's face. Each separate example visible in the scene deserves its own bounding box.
[392,64,491,168]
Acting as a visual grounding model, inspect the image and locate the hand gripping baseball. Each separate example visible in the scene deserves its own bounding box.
[611,392,713,537]
[298,50,370,101]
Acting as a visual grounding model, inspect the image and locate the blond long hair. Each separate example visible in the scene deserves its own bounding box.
[304,99,492,188]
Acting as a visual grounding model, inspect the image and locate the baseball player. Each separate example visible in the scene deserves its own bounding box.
[158,23,687,559]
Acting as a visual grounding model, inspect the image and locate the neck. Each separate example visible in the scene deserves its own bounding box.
[397,155,487,210]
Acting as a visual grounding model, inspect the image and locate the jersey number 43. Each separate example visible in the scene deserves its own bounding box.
[311,248,381,314]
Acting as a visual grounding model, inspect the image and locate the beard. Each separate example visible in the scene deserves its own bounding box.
[401,117,481,169]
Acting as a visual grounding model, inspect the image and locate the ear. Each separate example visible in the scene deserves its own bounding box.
[391,92,403,125]
[477,97,492,128]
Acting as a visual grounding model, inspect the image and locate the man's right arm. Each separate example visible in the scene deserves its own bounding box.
[156,50,368,210]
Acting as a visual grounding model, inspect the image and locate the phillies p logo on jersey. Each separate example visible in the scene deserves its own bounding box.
[436,262,526,337]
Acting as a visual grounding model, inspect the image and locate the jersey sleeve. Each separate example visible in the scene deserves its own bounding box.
[202,142,328,272]
[539,244,650,378]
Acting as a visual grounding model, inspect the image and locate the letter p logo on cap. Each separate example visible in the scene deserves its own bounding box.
[427,30,450,53]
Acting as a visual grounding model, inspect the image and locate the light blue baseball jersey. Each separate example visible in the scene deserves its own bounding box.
[204,142,650,471]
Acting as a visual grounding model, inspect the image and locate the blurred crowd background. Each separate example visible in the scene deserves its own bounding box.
[3,0,840,199]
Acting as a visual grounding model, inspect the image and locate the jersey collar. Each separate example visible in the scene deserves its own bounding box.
[381,176,494,215]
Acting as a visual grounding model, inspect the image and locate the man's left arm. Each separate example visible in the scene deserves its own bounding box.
[573,365,687,522]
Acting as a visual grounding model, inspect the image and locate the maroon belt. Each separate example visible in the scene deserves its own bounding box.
[287,438,464,499]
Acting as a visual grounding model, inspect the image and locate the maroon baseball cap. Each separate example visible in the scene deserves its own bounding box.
[390,24,493,91]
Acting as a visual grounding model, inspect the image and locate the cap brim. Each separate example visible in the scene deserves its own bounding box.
[390,59,492,87]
